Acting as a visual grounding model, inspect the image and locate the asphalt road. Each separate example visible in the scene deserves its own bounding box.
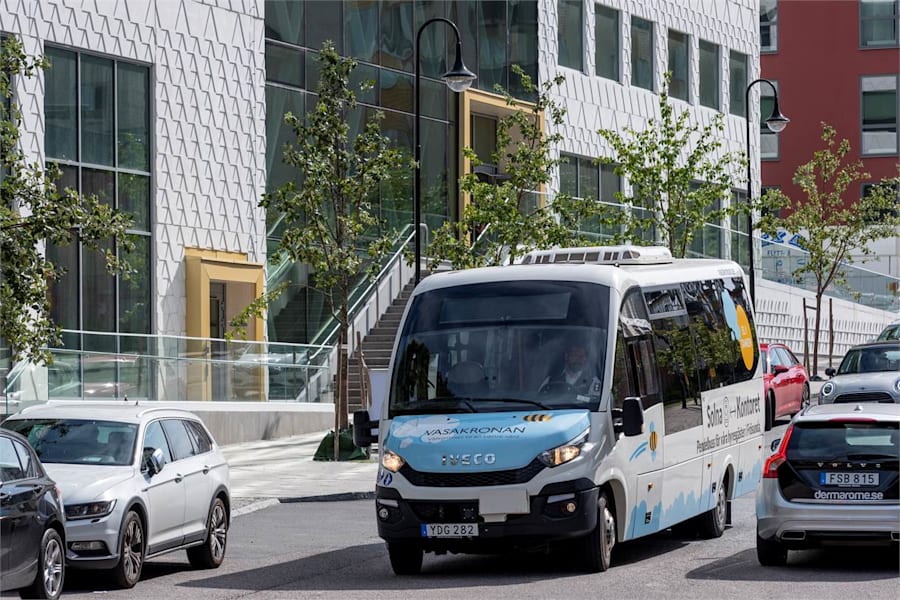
[7,419,900,600]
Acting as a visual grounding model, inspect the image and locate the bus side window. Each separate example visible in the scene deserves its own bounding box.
[613,289,659,410]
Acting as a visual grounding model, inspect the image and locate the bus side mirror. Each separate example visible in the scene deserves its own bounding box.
[353,410,378,448]
[622,397,644,437]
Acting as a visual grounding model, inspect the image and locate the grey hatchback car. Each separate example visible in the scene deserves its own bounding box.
[756,402,899,565]
[819,341,900,404]
[2,403,230,589]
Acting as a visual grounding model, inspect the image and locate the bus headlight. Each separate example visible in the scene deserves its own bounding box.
[538,429,589,468]
[381,449,406,473]
[821,382,834,397]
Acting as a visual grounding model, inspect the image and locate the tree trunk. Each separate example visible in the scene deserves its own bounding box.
[812,292,823,377]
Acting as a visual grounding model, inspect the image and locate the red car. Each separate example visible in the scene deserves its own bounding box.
[760,342,810,430]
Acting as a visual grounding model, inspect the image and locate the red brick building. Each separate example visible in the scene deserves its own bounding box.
[759,0,898,207]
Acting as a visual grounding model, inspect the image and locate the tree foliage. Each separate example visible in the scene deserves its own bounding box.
[261,41,406,435]
[758,123,900,375]
[0,37,133,366]
[596,75,747,258]
[427,66,600,269]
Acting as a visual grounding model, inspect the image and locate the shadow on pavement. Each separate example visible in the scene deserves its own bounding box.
[177,542,595,591]
[685,546,900,582]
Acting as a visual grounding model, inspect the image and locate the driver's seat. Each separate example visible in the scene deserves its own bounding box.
[447,361,488,396]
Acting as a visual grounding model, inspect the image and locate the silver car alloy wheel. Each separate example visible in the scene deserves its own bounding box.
[209,502,227,561]
[42,534,64,598]
[122,516,144,582]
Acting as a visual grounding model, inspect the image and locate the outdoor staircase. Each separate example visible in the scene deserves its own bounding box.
[346,280,417,414]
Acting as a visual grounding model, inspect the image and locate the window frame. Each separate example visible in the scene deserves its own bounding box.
[760,0,778,53]
[860,74,899,157]
[43,44,154,342]
[667,29,690,102]
[594,3,620,82]
[630,15,655,92]
[728,49,748,116]
[859,0,900,49]
[558,0,585,71]
[760,80,781,161]
[698,39,719,110]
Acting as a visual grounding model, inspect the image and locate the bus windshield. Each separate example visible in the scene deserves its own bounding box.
[389,280,611,416]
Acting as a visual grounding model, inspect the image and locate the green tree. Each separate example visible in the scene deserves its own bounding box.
[758,123,900,375]
[261,42,405,450]
[596,75,747,258]
[1,37,133,366]
[427,67,599,269]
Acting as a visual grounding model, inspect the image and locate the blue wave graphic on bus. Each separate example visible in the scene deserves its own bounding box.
[629,442,648,461]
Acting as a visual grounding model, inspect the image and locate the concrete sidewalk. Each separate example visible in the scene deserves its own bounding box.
[221,430,378,516]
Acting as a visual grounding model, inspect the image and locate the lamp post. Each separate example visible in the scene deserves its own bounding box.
[744,78,789,306]
[414,18,476,284]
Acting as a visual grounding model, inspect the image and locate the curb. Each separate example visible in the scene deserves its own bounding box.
[232,492,376,517]
[279,491,376,503]
[232,498,280,517]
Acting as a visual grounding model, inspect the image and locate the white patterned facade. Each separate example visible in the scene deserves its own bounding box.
[0,0,267,337]
[538,0,757,250]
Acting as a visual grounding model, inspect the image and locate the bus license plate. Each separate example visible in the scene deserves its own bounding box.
[820,472,879,486]
[421,523,478,538]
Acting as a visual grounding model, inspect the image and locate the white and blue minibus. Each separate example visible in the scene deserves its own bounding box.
[354,245,765,574]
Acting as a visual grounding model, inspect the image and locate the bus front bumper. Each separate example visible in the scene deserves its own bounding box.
[374,481,599,552]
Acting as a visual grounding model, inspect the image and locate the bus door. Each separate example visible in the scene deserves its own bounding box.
[612,289,664,540]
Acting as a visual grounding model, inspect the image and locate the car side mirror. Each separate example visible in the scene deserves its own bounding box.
[773,364,789,375]
[353,410,378,448]
[143,447,165,476]
[622,396,644,437]
[825,367,835,377]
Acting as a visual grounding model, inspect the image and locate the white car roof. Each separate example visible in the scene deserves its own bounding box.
[6,401,202,425]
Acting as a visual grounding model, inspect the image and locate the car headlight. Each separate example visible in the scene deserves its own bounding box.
[538,429,589,468]
[65,500,116,520]
[821,382,834,397]
[895,378,900,393]
[381,449,406,473]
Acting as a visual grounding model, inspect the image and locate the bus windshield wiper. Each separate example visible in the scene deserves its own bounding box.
[486,397,551,410]
[393,397,479,414]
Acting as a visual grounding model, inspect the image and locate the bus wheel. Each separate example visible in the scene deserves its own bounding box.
[387,542,423,575]
[582,491,615,572]
[764,392,775,431]
[698,479,728,538]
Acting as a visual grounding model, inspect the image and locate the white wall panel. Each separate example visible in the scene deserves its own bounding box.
[0,0,266,337]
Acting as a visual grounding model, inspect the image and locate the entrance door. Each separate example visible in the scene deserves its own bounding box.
[209,283,228,400]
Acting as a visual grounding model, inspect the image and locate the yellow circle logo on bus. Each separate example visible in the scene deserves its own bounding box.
[736,305,754,370]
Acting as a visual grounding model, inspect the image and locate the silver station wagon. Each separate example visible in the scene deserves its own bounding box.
[2,403,230,589]
[819,341,900,404]
[756,402,899,565]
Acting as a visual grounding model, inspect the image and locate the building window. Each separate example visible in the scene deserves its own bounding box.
[730,190,749,271]
[760,81,780,160]
[862,181,900,222]
[861,75,898,155]
[558,0,584,70]
[860,0,899,48]
[667,30,689,101]
[729,50,748,116]
[699,40,719,110]
[688,186,722,258]
[760,0,778,52]
[44,46,152,348]
[559,154,621,240]
[631,16,653,91]
[595,4,619,81]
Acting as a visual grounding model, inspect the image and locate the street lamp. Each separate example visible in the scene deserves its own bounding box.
[415,18,477,284]
[744,78,789,306]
